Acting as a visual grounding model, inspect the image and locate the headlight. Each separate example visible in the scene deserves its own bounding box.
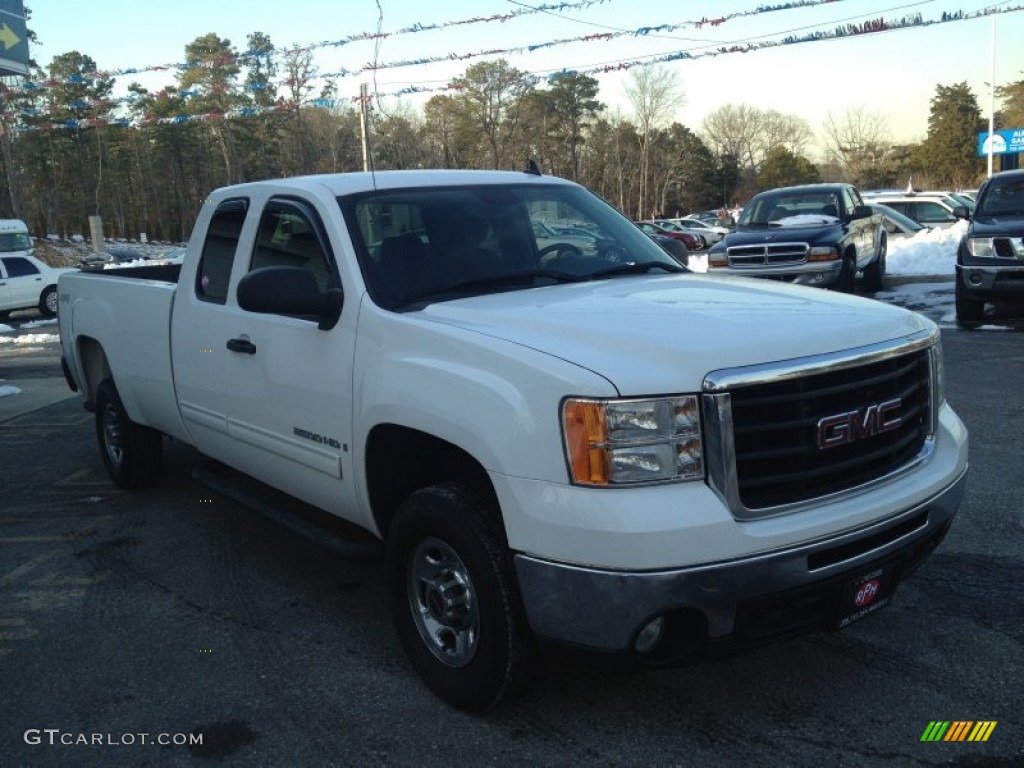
[562,396,703,486]
[707,250,728,267]
[967,237,995,258]
[808,246,839,262]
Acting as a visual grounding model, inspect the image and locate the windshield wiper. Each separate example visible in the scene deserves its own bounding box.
[589,260,686,279]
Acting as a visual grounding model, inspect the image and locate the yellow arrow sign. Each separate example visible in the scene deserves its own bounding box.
[0,23,21,51]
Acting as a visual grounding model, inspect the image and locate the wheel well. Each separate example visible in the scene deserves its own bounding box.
[76,336,111,407]
[365,424,494,538]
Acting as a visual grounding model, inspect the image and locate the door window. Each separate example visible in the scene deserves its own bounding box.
[249,199,337,292]
[1,257,41,277]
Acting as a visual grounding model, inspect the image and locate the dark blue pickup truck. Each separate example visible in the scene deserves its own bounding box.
[953,169,1024,326]
[707,183,886,292]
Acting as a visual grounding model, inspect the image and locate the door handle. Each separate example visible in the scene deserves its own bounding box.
[226,338,256,354]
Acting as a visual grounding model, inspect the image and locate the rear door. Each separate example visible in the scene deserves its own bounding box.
[171,191,362,523]
[1,257,45,309]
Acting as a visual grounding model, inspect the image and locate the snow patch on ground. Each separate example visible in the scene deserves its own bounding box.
[0,324,15,333]
[0,385,22,397]
[0,333,60,345]
[18,319,58,329]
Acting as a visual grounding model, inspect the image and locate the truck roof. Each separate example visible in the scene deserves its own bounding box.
[211,170,575,199]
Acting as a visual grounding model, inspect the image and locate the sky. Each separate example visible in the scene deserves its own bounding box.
[21,0,1024,158]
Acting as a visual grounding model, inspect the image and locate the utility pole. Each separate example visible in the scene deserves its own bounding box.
[359,83,371,172]
[988,16,996,178]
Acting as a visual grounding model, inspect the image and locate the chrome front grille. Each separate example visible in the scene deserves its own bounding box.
[702,331,938,519]
[726,242,808,267]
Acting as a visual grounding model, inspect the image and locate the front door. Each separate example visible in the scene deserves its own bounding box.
[171,192,362,525]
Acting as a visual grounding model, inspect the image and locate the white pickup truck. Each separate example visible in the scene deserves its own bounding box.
[58,170,969,710]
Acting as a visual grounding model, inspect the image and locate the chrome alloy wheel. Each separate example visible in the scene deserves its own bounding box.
[101,402,125,467]
[407,536,479,667]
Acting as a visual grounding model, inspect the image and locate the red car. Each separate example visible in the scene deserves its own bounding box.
[635,221,702,251]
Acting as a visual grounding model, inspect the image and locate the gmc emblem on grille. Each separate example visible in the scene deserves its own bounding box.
[816,398,903,449]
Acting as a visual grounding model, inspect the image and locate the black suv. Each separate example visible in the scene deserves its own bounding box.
[953,170,1024,326]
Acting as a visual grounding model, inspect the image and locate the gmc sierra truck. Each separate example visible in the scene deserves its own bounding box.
[58,170,968,711]
[708,183,887,292]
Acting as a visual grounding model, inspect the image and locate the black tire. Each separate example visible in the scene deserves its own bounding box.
[697,235,708,250]
[95,378,163,489]
[955,279,985,327]
[834,252,856,293]
[862,234,886,292]
[38,285,58,317]
[387,481,534,711]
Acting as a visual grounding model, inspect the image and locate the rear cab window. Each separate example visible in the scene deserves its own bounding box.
[196,199,248,303]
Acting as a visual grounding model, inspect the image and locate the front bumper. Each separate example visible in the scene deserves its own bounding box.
[956,263,1024,301]
[707,259,843,287]
[514,466,967,655]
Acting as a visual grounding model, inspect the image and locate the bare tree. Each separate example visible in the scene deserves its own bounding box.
[822,106,892,186]
[701,104,763,171]
[626,66,684,218]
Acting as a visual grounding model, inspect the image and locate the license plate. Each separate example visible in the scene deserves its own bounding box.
[835,567,895,629]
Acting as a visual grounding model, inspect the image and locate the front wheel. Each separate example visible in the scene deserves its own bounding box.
[955,279,985,327]
[39,286,58,317]
[95,378,163,488]
[387,481,534,711]
[834,253,856,293]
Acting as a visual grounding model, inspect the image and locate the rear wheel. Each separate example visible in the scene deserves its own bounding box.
[955,279,985,327]
[95,378,163,488]
[39,286,58,317]
[862,235,887,292]
[387,481,534,711]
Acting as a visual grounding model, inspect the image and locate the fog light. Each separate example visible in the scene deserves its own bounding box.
[634,616,665,655]
[968,272,983,286]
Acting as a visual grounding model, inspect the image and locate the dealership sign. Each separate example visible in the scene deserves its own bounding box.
[978,128,1024,156]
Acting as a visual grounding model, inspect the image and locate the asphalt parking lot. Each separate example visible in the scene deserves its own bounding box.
[0,298,1021,767]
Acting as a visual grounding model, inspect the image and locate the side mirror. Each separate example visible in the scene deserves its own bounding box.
[237,266,343,331]
[851,205,873,220]
[952,205,970,220]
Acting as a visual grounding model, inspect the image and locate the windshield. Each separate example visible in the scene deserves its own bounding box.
[738,190,842,225]
[975,178,1024,218]
[340,183,684,309]
[0,232,31,253]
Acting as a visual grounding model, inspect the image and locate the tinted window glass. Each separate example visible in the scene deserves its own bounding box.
[2,257,40,277]
[250,199,336,292]
[0,232,31,253]
[340,183,677,309]
[197,199,248,303]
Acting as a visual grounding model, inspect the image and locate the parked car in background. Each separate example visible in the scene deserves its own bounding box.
[870,203,928,239]
[635,221,701,251]
[79,246,149,271]
[861,191,960,228]
[655,218,728,248]
[708,183,886,292]
[531,220,606,256]
[0,219,73,318]
[952,169,1024,326]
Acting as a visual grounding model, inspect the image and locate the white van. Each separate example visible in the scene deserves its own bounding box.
[0,220,73,318]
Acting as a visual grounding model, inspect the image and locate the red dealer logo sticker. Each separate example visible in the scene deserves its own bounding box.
[855,579,881,607]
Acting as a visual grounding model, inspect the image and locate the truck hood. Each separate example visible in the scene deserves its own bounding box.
[711,221,844,252]
[413,274,930,394]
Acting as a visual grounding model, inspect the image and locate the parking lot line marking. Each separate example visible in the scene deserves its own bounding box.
[0,551,59,587]
[0,529,99,543]
[31,572,110,587]
[0,515,113,525]
[0,618,28,627]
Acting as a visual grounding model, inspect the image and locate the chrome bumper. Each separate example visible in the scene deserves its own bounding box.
[514,467,968,653]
